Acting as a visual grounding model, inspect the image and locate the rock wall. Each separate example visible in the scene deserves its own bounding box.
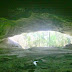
[0,38,22,48]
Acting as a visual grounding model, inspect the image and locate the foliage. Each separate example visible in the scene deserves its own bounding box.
[22,31,72,48]
[0,53,72,72]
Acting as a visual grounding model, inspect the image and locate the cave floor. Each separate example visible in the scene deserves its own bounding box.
[0,47,72,72]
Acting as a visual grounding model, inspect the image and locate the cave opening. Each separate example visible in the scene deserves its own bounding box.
[8,31,72,49]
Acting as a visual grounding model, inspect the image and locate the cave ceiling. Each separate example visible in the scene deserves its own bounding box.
[0,0,72,39]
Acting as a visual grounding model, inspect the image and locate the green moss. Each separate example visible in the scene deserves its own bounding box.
[0,48,11,54]
[0,18,16,39]
[0,53,72,72]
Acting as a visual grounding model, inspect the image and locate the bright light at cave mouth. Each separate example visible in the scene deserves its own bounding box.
[8,31,72,49]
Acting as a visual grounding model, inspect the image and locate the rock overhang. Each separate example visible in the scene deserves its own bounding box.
[0,0,72,39]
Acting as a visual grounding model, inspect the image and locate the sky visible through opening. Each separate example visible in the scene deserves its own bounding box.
[8,31,72,49]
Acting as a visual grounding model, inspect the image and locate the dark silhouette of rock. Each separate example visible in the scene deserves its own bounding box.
[64,43,72,49]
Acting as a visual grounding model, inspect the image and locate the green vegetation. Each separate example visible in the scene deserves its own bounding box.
[21,31,72,48]
[0,18,16,39]
[0,48,11,54]
[0,53,72,72]
[0,47,72,72]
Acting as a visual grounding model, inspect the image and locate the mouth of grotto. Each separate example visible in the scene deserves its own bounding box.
[7,31,72,49]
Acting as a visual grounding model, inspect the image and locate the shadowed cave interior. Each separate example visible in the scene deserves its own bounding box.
[0,0,72,72]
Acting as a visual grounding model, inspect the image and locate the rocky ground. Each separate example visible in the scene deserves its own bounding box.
[0,47,72,57]
[0,47,72,72]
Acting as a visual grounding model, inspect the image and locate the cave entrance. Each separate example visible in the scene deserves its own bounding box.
[8,31,72,49]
